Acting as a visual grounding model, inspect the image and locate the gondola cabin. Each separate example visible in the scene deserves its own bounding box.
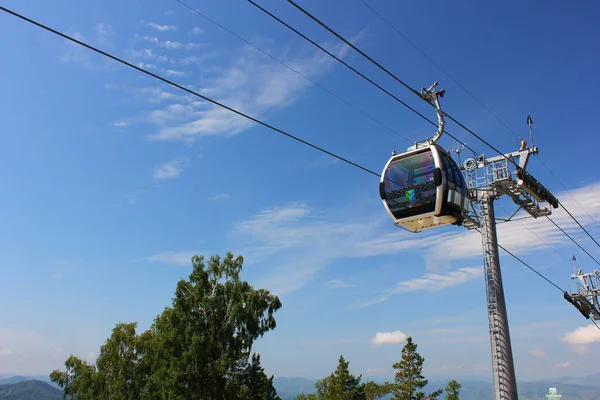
[379,144,469,233]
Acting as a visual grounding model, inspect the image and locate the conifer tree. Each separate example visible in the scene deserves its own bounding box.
[391,337,441,400]
[444,380,461,400]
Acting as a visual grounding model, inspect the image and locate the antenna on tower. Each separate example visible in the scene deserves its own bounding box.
[527,115,534,149]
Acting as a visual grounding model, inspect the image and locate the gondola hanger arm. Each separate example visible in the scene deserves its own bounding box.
[409,81,445,150]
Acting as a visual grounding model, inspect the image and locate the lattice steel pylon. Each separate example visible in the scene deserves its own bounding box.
[569,258,600,320]
[459,125,558,400]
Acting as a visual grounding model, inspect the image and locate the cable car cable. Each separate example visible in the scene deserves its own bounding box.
[357,0,600,243]
[277,0,600,257]
[284,0,515,167]
[545,217,600,266]
[487,233,564,293]
[559,202,600,250]
[246,0,479,156]
[174,0,413,144]
[355,0,600,239]
[0,5,381,179]
[492,236,600,331]
[536,157,600,230]
[355,0,521,146]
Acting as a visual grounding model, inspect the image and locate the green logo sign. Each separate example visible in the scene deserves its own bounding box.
[545,387,561,399]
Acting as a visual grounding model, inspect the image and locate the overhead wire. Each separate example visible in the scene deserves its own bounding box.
[356,0,521,147]
[174,0,413,144]
[1,3,597,330]
[536,157,600,230]
[546,216,600,266]
[356,0,600,239]
[246,0,479,156]
[284,0,514,167]
[260,0,600,267]
[352,0,600,255]
[0,5,379,178]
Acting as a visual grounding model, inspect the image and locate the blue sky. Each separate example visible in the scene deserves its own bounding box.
[1,0,600,384]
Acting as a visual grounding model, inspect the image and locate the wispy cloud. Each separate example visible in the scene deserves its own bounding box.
[530,349,546,357]
[364,368,386,374]
[370,330,407,346]
[139,36,202,50]
[350,267,482,309]
[144,251,199,266]
[206,193,230,201]
[144,34,362,144]
[190,27,203,35]
[0,329,67,374]
[112,120,130,128]
[325,279,356,289]
[163,69,189,77]
[297,338,361,347]
[152,158,191,181]
[61,32,93,68]
[143,21,177,31]
[95,23,117,47]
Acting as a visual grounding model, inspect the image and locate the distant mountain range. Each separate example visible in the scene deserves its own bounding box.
[1,373,598,399]
[273,374,600,400]
[0,380,62,400]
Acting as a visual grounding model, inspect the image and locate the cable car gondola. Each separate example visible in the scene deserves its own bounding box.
[379,83,469,233]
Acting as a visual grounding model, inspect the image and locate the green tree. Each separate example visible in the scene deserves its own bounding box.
[363,381,392,400]
[295,394,319,400]
[50,252,282,400]
[390,337,441,400]
[296,355,369,400]
[323,355,365,399]
[238,353,281,400]
[444,380,461,400]
[50,355,99,400]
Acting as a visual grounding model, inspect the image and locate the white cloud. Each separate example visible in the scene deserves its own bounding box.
[157,181,600,299]
[325,279,355,289]
[113,120,130,127]
[351,267,482,309]
[365,368,386,374]
[530,349,546,357]
[141,36,193,50]
[0,329,66,374]
[191,27,203,35]
[61,32,93,68]
[144,251,199,266]
[0,348,14,356]
[146,36,359,143]
[95,23,116,47]
[556,362,571,368]
[164,69,188,77]
[152,158,190,181]
[185,43,203,50]
[370,331,407,346]
[144,21,177,31]
[297,338,360,347]
[561,324,600,345]
[206,193,230,201]
[135,62,157,70]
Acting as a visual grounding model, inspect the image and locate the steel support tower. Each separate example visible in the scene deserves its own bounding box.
[460,134,556,400]
[479,193,518,400]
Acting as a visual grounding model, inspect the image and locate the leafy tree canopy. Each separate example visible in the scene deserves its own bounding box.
[51,252,282,400]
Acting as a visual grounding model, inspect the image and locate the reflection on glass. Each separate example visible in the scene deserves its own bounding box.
[383,151,437,216]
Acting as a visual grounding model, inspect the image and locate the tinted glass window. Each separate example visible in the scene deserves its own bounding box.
[383,151,437,217]
[442,153,456,183]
